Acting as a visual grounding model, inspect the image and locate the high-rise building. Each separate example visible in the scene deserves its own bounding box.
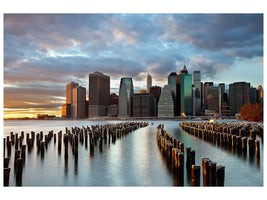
[66,82,79,118]
[73,86,86,118]
[176,65,192,116]
[206,86,219,113]
[61,104,71,118]
[150,86,161,116]
[168,72,177,115]
[249,87,257,104]
[110,93,119,105]
[89,71,110,118]
[118,77,134,117]
[193,71,201,114]
[132,93,155,117]
[256,85,263,103]
[146,73,152,93]
[203,82,214,111]
[158,85,174,117]
[229,82,250,115]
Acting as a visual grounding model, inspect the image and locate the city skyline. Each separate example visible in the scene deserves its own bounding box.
[4,14,263,118]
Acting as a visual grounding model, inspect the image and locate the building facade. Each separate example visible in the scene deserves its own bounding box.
[229,82,250,115]
[118,77,134,117]
[206,86,219,113]
[193,71,201,114]
[66,82,79,118]
[61,104,71,118]
[89,71,110,118]
[146,73,152,93]
[176,65,192,116]
[168,72,177,115]
[158,85,174,117]
[132,93,155,117]
[72,86,86,118]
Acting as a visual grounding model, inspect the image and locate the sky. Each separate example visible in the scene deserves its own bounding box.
[3,13,263,118]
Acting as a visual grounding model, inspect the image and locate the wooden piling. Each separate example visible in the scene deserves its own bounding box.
[255,140,260,155]
[4,157,9,168]
[191,165,200,186]
[16,158,23,180]
[209,161,217,186]
[216,165,225,186]
[4,168,11,186]
[21,145,26,161]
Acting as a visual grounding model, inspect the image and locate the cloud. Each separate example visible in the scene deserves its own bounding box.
[3,14,263,115]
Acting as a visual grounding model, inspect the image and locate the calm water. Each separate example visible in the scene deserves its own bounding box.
[3,120,263,186]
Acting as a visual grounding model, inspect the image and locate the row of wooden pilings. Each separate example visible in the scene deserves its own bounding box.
[156,124,225,186]
[179,122,261,157]
[3,121,149,186]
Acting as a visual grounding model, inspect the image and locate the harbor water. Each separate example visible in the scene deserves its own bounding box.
[3,120,263,186]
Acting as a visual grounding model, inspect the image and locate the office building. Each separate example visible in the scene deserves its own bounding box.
[61,104,71,118]
[73,86,86,118]
[150,86,161,116]
[229,82,250,115]
[249,87,257,104]
[110,93,119,105]
[203,82,213,111]
[118,77,134,117]
[193,71,201,114]
[168,72,177,115]
[158,85,174,117]
[176,65,192,116]
[206,86,219,113]
[89,71,110,118]
[146,73,152,93]
[133,93,155,117]
[66,82,79,118]
[256,85,263,103]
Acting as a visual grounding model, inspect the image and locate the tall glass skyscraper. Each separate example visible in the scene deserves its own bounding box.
[146,73,152,93]
[168,72,177,115]
[176,65,192,116]
[118,77,134,117]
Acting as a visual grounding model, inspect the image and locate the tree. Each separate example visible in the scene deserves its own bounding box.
[240,103,263,122]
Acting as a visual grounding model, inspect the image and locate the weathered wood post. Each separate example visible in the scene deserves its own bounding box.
[14,150,21,169]
[255,140,260,156]
[203,159,211,186]
[4,138,6,157]
[16,158,23,181]
[186,147,192,170]
[54,134,56,143]
[4,157,9,168]
[209,161,217,186]
[40,142,45,158]
[21,145,26,161]
[191,165,201,186]
[216,165,225,186]
[4,168,11,186]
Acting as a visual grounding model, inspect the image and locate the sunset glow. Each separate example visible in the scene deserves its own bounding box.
[4,14,263,119]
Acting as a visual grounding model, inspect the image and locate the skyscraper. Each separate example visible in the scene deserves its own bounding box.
[203,82,214,111]
[132,93,155,117]
[73,86,86,118]
[158,85,174,117]
[118,77,134,117]
[66,82,79,118]
[146,73,152,93]
[206,86,220,113]
[89,71,110,118]
[229,82,250,115]
[193,71,201,114]
[176,65,192,116]
[168,72,177,115]
[150,86,161,117]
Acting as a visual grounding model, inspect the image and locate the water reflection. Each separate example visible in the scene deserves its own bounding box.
[3,120,263,186]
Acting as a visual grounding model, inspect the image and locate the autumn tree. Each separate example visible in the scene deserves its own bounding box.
[240,103,263,122]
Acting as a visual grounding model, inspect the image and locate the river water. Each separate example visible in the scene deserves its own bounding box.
[3,120,263,186]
